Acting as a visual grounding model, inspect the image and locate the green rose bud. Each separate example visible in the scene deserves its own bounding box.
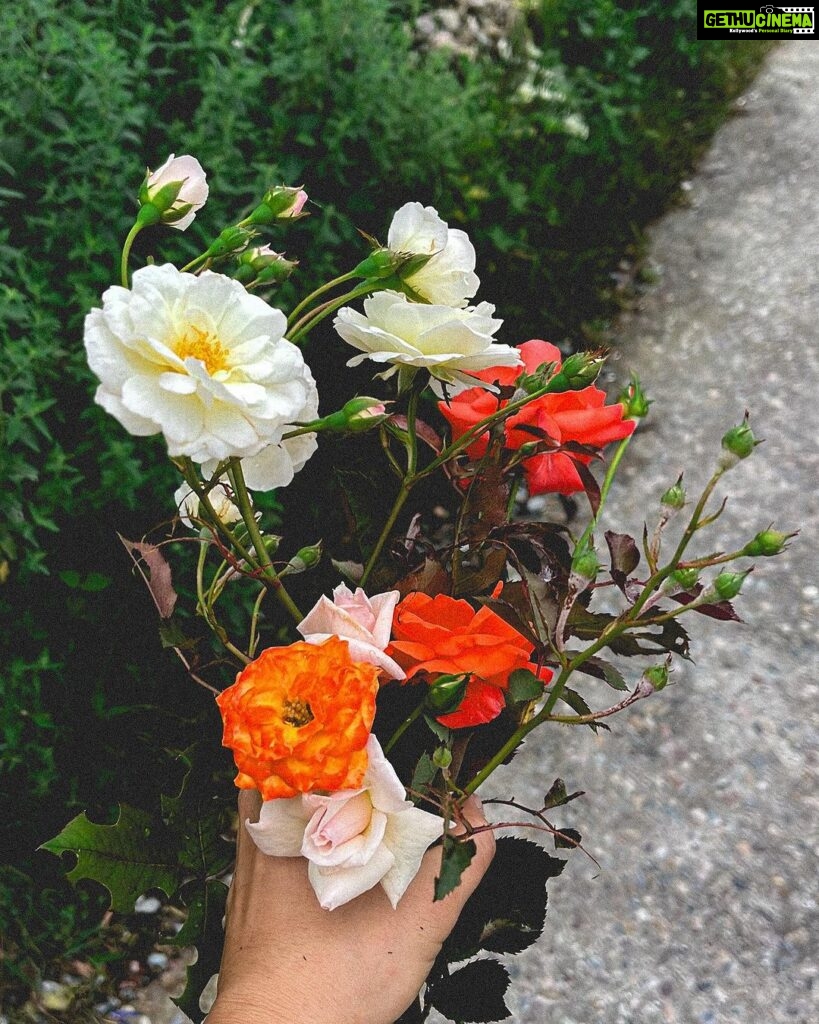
[205,225,256,260]
[247,185,308,226]
[432,746,453,769]
[549,350,606,392]
[283,541,323,575]
[712,569,751,601]
[670,567,699,591]
[643,663,670,692]
[571,542,600,582]
[353,248,405,280]
[661,476,686,510]
[742,528,796,557]
[617,373,651,419]
[720,413,761,468]
[426,673,469,713]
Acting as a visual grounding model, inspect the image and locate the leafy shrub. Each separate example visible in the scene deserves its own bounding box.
[0,0,767,997]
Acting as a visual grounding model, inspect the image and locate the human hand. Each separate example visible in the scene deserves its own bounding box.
[207,789,495,1024]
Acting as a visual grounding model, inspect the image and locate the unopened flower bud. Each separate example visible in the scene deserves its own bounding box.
[719,413,761,468]
[284,541,323,574]
[670,567,699,591]
[426,673,469,713]
[549,350,605,392]
[617,373,651,419]
[353,247,404,280]
[742,528,795,557]
[235,245,298,285]
[247,185,308,226]
[661,476,686,511]
[571,542,600,583]
[138,154,208,231]
[205,225,256,260]
[642,662,670,692]
[711,569,751,601]
[432,746,453,769]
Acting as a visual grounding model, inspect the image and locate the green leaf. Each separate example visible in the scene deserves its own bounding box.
[161,749,233,879]
[424,715,452,745]
[507,668,544,703]
[410,751,438,796]
[444,837,565,961]
[435,834,476,902]
[559,687,608,733]
[169,880,228,1022]
[39,805,180,913]
[430,958,510,1022]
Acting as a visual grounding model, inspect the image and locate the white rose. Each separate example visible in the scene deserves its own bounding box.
[144,154,209,230]
[246,735,444,910]
[174,476,243,529]
[333,289,521,396]
[297,584,405,679]
[84,265,319,486]
[387,202,479,307]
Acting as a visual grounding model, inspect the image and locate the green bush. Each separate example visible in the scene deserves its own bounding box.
[0,0,767,999]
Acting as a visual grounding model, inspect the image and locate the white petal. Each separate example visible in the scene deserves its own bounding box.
[308,843,395,910]
[363,736,412,815]
[380,806,445,908]
[245,797,312,856]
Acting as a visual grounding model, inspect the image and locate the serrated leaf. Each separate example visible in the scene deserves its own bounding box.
[161,750,233,879]
[40,805,180,913]
[435,834,475,901]
[118,534,177,618]
[578,655,629,691]
[444,837,565,961]
[410,752,438,796]
[507,668,544,703]
[169,880,228,1022]
[424,715,452,744]
[431,958,510,1022]
[559,687,609,732]
[554,826,582,850]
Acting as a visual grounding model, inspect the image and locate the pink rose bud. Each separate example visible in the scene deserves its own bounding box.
[248,185,309,226]
[138,154,209,231]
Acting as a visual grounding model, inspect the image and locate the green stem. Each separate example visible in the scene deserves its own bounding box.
[120,222,143,287]
[359,385,421,588]
[575,432,634,553]
[288,281,379,343]
[195,537,251,664]
[179,252,210,274]
[384,700,426,754]
[227,459,303,624]
[287,270,358,328]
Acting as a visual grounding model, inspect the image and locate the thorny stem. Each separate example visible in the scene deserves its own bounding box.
[195,538,250,665]
[227,458,303,624]
[359,385,422,588]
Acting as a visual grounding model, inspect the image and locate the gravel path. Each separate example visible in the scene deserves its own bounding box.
[490,42,818,1024]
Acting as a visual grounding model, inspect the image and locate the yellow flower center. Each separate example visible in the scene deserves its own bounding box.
[282,698,314,728]
[175,325,229,375]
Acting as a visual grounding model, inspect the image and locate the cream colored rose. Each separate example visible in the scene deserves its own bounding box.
[387,202,479,307]
[246,735,444,910]
[84,265,319,490]
[333,290,521,396]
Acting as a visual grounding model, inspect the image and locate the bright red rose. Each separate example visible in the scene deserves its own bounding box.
[387,592,551,729]
[438,339,635,495]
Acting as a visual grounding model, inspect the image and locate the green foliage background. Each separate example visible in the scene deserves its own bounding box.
[0,0,767,1008]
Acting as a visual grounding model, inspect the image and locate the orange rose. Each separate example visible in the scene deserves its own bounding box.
[387,592,551,729]
[216,637,379,800]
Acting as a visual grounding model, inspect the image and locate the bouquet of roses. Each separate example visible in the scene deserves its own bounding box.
[42,155,791,1022]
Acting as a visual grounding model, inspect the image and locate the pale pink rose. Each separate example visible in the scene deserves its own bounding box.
[246,735,444,910]
[144,154,209,230]
[285,188,309,218]
[297,584,405,679]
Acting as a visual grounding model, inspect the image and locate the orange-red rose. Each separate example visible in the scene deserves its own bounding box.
[387,592,551,729]
[216,637,379,800]
[438,339,635,495]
